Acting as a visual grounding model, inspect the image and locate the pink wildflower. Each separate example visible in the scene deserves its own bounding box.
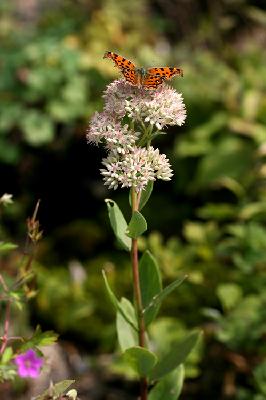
[14,349,43,378]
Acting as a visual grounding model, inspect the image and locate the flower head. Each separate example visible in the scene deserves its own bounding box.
[103,79,136,119]
[147,147,173,181]
[0,193,13,206]
[100,146,172,192]
[87,78,186,192]
[86,112,138,154]
[14,349,43,378]
[103,79,186,129]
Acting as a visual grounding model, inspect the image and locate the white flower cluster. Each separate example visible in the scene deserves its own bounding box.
[87,79,186,192]
[87,111,137,154]
[103,79,186,130]
[125,84,186,130]
[100,146,173,192]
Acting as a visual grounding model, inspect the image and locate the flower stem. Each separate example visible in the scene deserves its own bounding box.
[0,299,11,355]
[138,124,153,147]
[0,274,11,354]
[131,188,148,400]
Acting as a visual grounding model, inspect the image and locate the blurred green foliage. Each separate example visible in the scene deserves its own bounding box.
[1,0,266,398]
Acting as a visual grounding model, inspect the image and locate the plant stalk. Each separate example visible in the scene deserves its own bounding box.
[0,299,11,354]
[131,188,148,400]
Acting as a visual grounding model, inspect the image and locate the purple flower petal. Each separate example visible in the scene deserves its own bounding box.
[14,349,43,379]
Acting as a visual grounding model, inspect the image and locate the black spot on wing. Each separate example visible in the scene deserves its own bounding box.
[122,68,134,76]
[121,68,136,83]
[143,75,164,88]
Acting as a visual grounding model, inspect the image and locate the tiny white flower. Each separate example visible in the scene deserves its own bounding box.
[0,193,13,206]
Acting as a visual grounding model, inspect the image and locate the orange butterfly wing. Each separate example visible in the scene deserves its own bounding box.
[141,75,165,89]
[103,52,137,85]
[147,67,183,79]
[104,52,183,89]
[142,67,183,89]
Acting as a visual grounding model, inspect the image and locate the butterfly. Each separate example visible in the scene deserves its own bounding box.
[103,51,183,89]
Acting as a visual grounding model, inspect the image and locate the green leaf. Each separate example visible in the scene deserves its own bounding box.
[105,199,131,251]
[20,326,58,351]
[13,271,35,289]
[102,270,138,332]
[150,331,201,380]
[123,346,157,377]
[126,211,147,239]
[0,364,17,382]
[139,181,153,210]
[254,360,266,395]
[217,283,243,311]
[1,347,13,364]
[0,104,23,131]
[148,365,184,400]
[34,380,75,399]
[116,298,138,351]
[129,181,153,210]
[0,242,18,253]
[20,110,54,145]
[143,276,187,318]
[140,251,162,325]
[239,201,266,219]
[195,137,252,189]
[8,290,24,311]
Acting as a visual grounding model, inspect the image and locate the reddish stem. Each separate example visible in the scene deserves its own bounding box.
[131,189,148,400]
[0,299,11,354]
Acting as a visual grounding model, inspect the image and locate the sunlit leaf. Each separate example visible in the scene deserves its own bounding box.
[20,326,58,351]
[102,270,138,331]
[0,242,18,253]
[20,110,54,145]
[139,251,162,325]
[116,298,138,351]
[34,380,75,399]
[123,346,157,377]
[148,365,184,400]
[105,199,131,251]
[150,331,201,380]
[143,276,187,318]
[126,211,147,239]
[1,347,13,364]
